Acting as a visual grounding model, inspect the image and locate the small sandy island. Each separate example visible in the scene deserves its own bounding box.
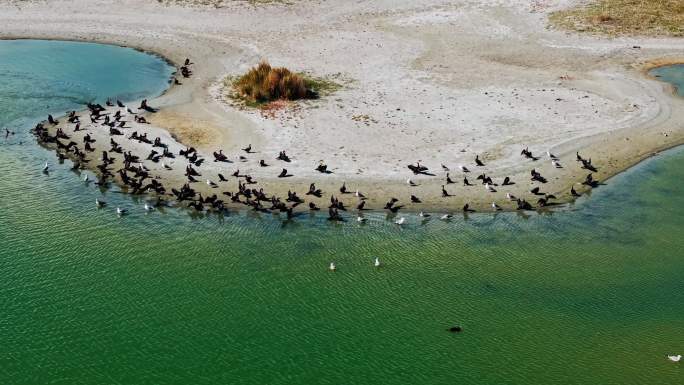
[2,0,684,213]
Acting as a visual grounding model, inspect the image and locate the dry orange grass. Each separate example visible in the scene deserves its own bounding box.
[234,61,310,103]
[550,0,684,37]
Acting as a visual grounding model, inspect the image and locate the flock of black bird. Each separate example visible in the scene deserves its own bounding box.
[30,58,603,222]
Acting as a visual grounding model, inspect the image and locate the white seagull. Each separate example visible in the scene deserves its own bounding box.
[355,190,366,199]
[83,174,89,182]
[116,207,127,216]
[395,217,406,225]
[357,216,367,223]
[419,211,430,218]
[95,198,106,208]
[374,257,381,267]
[144,203,154,211]
[42,162,49,172]
[440,214,453,220]
[507,192,516,201]
[485,183,496,192]
[492,202,501,211]
[667,354,681,362]
[329,262,336,271]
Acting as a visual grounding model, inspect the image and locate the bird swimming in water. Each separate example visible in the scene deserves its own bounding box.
[667,354,681,362]
[419,211,430,218]
[440,214,453,220]
[42,162,49,172]
[144,203,154,211]
[395,217,406,225]
[357,216,367,223]
[95,198,106,208]
[374,257,381,267]
[83,174,89,183]
[116,207,127,216]
[329,262,336,271]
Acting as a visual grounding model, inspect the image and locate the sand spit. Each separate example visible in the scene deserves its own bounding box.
[3,0,684,214]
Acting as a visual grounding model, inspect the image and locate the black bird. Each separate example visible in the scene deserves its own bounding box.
[410,195,421,203]
[571,186,580,197]
[442,185,450,197]
[475,155,485,167]
[242,144,252,153]
[218,173,228,182]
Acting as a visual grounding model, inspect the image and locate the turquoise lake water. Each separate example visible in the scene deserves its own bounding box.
[0,40,683,385]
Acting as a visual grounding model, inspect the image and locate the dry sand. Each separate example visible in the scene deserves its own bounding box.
[2,0,684,213]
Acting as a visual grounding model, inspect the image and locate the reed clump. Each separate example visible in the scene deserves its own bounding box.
[230,61,341,107]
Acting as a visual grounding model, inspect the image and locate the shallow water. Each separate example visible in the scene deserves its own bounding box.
[651,64,684,97]
[1,40,683,385]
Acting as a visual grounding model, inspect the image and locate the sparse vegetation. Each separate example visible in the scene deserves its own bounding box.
[227,61,341,107]
[550,0,684,37]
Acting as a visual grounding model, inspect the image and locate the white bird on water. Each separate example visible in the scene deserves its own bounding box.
[42,162,49,172]
[144,203,154,212]
[95,198,106,208]
[374,257,381,267]
[357,216,367,223]
[440,214,453,220]
[116,207,127,216]
[395,217,406,225]
[419,211,430,218]
[329,262,336,271]
[83,174,89,182]
[667,354,681,362]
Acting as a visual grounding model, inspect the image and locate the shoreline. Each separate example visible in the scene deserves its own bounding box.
[3,0,684,214]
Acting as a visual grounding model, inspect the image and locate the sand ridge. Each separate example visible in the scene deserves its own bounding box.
[3,0,684,213]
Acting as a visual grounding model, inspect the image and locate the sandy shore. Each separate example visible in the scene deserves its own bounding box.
[3,0,684,213]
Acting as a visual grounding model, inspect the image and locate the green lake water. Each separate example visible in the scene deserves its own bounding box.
[1,40,683,385]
